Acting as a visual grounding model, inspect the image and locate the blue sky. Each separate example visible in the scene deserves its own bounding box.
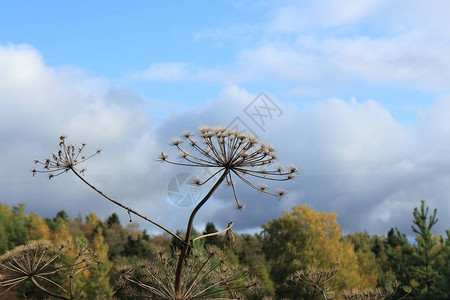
[1,1,449,236]
[1,1,440,118]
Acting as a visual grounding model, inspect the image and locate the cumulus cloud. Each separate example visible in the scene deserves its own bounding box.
[0,44,165,229]
[1,44,449,239]
[128,1,450,95]
[152,88,450,237]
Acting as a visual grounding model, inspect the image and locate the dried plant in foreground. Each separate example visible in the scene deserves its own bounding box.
[161,126,297,297]
[33,135,182,242]
[115,245,260,299]
[341,282,412,300]
[0,239,99,299]
[33,127,296,299]
[285,265,339,300]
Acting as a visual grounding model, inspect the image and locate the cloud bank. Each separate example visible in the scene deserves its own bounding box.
[1,43,449,238]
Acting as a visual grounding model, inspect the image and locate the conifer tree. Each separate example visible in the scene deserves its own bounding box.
[203,222,221,247]
[385,201,445,299]
[410,200,444,298]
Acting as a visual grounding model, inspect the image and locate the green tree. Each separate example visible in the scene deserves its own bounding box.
[432,230,449,299]
[83,226,114,298]
[384,227,414,294]
[233,234,275,298]
[203,221,221,247]
[24,212,52,240]
[0,203,27,255]
[54,210,68,222]
[385,200,446,299]
[106,213,120,228]
[410,200,445,298]
[344,232,379,286]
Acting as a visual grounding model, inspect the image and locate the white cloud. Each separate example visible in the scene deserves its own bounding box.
[1,44,449,238]
[269,0,386,32]
[153,88,449,236]
[127,1,450,94]
[0,44,164,229]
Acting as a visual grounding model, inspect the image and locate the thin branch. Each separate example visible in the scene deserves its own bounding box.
[70,167,183,242]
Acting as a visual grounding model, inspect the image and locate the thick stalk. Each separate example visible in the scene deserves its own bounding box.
[174,169,229,299]
[31,276,71,300]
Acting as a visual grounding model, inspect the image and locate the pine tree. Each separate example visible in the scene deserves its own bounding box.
[410,200,444,298]
[203,222,221,247]
[385,201,446,299]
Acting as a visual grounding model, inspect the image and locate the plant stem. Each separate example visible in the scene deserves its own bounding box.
[31,276,71,300]
[191,222,233,242]
[70,167,183,242]
[174,169,229,299]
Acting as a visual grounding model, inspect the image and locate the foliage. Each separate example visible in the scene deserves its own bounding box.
[0,200,449,299]
[343,232,379,287]
[262,204,373,298]
[385,200,446,299]
[203,222,221,247]
[0,203,27,255]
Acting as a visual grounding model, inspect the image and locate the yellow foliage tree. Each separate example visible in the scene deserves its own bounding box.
[24,213,52,240]
[262,205,374,298]
[82,213,114,297]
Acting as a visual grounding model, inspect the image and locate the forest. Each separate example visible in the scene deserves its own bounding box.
[1,200,448,299]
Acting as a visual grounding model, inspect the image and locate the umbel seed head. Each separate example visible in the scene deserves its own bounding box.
[160,126,298,210]
[32,136,101,179]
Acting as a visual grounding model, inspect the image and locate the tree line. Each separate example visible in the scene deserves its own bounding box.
[1,200,448,299]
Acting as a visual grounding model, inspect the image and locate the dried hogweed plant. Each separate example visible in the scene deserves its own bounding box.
[284,265,411,300]
[341,282,412,300]
[32,135,181,242]
[161,126,297,298]
[31,126,297,299]
[285,265,339,300]
[115,244,260,299]
[0,238,99,299]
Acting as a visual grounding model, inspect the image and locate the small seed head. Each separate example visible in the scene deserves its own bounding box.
[170,137,182,146]
[159,152,168,161]
[277,188,287,197]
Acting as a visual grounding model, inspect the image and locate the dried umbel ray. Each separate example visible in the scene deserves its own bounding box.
[115,245,261,300]
[285,265,339,300]
[32,128,296,299]
[32,135,102,179]
[341,282,412,300]
[32,135,183,242]
[160,126,298,210]
[161,126,297,298]
[0,239,99,300]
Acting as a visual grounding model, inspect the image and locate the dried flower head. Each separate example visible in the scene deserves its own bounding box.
[0,238,98,299]
[342,281,411,300]
[32,135,101,179]
[116,245,260,300]
[286,265,339,300]
[161,126,298,209]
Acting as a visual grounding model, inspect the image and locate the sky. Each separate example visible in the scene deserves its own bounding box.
[1,0,449,237]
